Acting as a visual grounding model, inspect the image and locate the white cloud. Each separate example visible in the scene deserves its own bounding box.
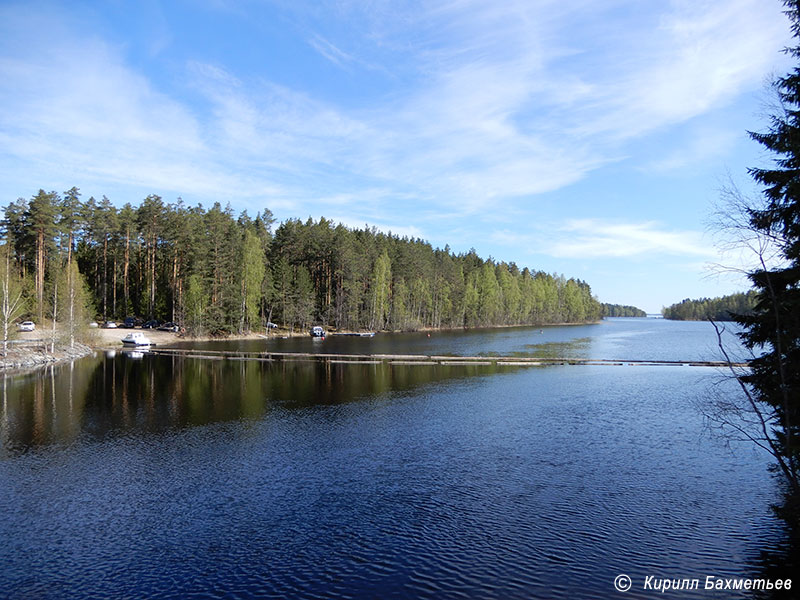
[308,35,356,69]
[549,220,716,259]
[0,0,792,218]
[642,126,742,172]
[491,220,717,261]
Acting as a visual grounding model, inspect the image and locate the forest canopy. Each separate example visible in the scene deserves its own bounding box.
[601,303,647,318]
[2,189,604,335]
[661,291,756,321]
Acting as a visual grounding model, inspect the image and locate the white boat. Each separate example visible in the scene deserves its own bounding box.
[310,326,326,338]
[121,332,152,347]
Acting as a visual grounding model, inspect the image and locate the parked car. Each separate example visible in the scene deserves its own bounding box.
[142,320,161,329]
[18,321,35,331]
[89,321,99,328]
[157,322,180,332]
[102,321,117,329]
[121,317,136,328]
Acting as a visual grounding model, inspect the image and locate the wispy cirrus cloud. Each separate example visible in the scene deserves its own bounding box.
[490,219,717,261]
[0,0,791,223]
[307,35,357,70]
[548,220,716,259]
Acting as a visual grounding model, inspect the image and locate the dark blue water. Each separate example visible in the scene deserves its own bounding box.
[0,319,791,599]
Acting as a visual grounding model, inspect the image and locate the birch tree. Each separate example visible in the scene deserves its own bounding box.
[0,244,26,357]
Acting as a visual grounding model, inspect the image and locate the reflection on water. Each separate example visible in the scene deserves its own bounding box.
[520,337,592,359]
[0,319,794,599]
[176,318,747,363]
[1,352,517,455]
[751,538,800,598]
[1,357,101,454]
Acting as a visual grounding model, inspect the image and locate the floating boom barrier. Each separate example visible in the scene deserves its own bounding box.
[126,347,749,369]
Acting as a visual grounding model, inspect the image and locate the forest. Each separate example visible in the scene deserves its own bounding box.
[661,291,757,321]
[1,188,603,336]
[601,303,647,317]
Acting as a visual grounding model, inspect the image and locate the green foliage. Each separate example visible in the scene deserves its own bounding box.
[662,291,756,321]
[370,250,391,330]
[602,303,647,318]
[3,193,604,335]
[718,0,800,496]
[184,273,208,335]
[241,229,266,332]
[0,243,28,355]
[56,260,94,347]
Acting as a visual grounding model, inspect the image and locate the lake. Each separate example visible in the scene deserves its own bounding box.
[0,318,794,599]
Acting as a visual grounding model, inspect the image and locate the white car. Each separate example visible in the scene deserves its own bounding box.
[18,321,35,331]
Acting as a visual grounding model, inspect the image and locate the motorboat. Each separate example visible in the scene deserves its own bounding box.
[121,331,152,347]
[310,326,326,338]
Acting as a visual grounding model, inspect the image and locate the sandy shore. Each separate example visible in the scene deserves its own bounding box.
[91,327,188,347]
[88,327,283,348]
[14,325,315,350]
[12,326,235,349]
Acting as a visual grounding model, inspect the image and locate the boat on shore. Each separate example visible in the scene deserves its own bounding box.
[121,332,153,347]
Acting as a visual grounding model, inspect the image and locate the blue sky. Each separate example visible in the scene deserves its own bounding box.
[0,0,793,312]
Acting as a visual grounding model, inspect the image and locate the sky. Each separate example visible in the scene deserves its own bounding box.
[0,0,794,313]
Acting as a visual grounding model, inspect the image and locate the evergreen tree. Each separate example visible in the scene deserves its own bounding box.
[117,203,137,316]
[2,193,604,335]
[731,0,800,494]
[272,256,293,328]
[137,195,165,319]
[60,186,82,268]
[25,190,58,323]
[293,265,315,330]
[370,250,391,330]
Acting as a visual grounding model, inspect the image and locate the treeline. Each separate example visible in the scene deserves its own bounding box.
[601,303,647,318]
[1,188,603,335]
[661,291,757,321]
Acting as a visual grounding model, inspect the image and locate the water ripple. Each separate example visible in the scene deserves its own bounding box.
[0,329,791,599]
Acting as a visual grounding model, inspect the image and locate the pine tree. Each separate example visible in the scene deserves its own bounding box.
[733,0,800,494]
[370,250,391,330]
[25,190,57,324]
[60,186,82,268]
[137,195,165,319]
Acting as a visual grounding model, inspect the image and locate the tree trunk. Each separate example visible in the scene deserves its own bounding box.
[123,230,130,313]
[102,235,108,319]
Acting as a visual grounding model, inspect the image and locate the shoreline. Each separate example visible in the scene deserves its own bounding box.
[1,319,604,372]
[1,341,94,373]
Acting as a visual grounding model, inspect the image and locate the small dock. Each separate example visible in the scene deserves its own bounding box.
[133,347,748,368]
